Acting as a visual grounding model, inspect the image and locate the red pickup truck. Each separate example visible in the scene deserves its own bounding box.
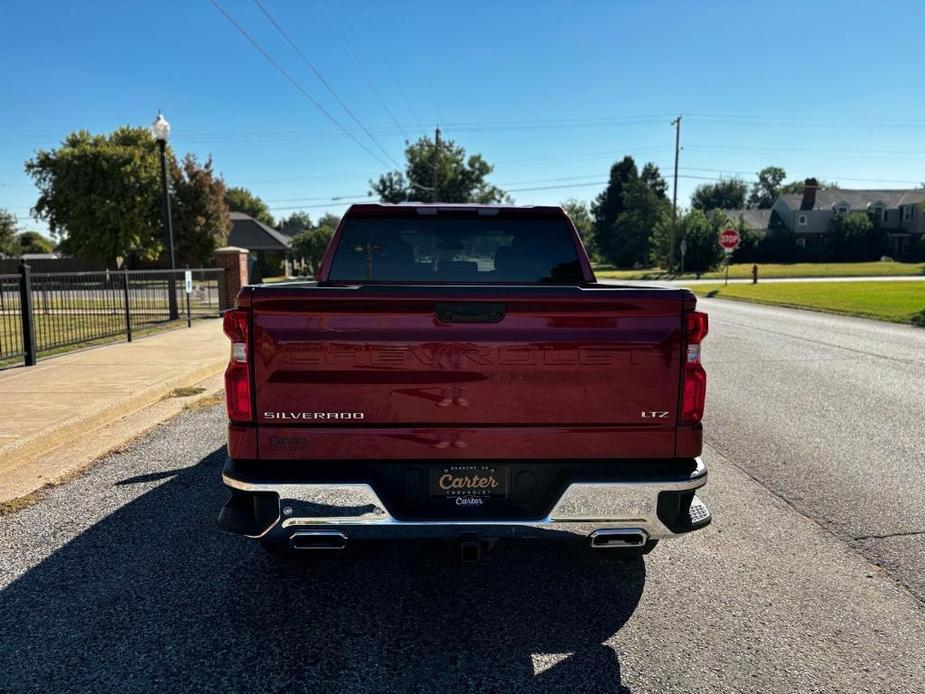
[218,203,710,560]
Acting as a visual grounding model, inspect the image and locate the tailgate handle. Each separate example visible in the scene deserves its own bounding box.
[434,302,506,324]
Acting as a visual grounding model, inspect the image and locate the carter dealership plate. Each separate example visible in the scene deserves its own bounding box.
[430,465,509,499]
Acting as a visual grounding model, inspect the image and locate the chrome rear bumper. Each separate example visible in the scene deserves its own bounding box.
[220,457,710,542]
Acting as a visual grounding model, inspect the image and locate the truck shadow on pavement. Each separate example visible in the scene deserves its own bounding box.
[0,447,644,694]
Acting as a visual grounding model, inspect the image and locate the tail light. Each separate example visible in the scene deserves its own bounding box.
[681,311,708,423]
[223,309,253,423]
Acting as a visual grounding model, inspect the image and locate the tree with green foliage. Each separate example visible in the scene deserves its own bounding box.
[16,231,55,255]
[748,166,787,208]
[591,157,669,267]
[278,210,313,236]
[690,177,747,211]
[561,199,597,261]
[591,156,637,264]
[614,178,670,267]
[26,127,164,266]
[828,211,885,261]
[371,134,506,203]
[224,186,275,227]
[171,154,230,266]
[640,162,668,199]
[779,178,837,195]
[292,212,340,276]
[727,214,762,262]
[0,209,18,257]
[650,209,726,274]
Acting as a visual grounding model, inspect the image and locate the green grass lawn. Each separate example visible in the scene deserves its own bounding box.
[691,280,925,325]
[594,261,925,281]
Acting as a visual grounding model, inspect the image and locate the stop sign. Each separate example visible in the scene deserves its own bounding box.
[719,228,741,251]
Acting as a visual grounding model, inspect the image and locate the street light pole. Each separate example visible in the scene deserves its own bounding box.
[152,112,178,320]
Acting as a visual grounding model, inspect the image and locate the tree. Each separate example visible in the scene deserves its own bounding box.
[828,211,885,261]
[614,178,670,267]
[728,214,761,263]
[278,211,313,236]
[748,166,786,208]
[591,157,670,267]
[16,231,55,255]
[370,134,506,203]
[650,209,726,274]
[779,178,837,195]
[0,209,17,256]
[291,212,340,276]
[171,154,230,266]
[26,127,164,266]
[224,186,275,227]
[640,162,668,199]
[690,177,747,211]
[591,156,638,263]
[561,199,598,260]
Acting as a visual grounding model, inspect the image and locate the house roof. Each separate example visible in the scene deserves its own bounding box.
[227,212,292,251]
[722,208,772,230]
[275,226,302,239]
[780,189,925,212]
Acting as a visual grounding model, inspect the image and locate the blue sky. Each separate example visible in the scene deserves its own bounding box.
[2,0,924,235]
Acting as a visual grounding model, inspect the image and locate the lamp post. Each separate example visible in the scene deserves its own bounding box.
[151,111,178,320]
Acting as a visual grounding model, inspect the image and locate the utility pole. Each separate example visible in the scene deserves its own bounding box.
[670,115,682,274]
[431,126,441,202]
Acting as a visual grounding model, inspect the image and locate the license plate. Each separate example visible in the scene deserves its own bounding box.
[430,465,509,499]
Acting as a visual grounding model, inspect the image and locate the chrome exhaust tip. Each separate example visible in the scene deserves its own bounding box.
[589,528,648,549]
[289,530,348,550]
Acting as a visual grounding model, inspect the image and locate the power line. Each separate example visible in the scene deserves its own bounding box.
[358,11,423,130]
[251,0,402,169]
[684,143,924,158]
[685,113,925,129]
[493,145,675,166]
[316,0,410,141]
[403,1,442,124]
[260,166,925,206]
[5,109,925,146]
[207,0,392,169]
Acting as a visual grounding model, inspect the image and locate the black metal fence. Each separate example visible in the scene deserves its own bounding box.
[0,264,224,367]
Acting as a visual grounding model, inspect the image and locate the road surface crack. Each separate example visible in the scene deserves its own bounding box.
[852,530,925,541]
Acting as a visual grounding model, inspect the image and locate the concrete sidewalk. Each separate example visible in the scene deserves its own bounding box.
[0,319,227,502]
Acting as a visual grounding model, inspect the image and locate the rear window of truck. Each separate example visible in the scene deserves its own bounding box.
[328,217,583,283]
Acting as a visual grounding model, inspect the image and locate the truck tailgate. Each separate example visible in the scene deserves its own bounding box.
[249,285,686,460]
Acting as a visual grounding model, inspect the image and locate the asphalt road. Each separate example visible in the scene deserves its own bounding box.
[699,298,925,600]
[2,404,924,693]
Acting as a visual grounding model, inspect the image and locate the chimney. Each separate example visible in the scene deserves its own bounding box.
[800,178,819,211]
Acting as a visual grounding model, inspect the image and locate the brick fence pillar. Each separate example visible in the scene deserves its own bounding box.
[214,246,249,312]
